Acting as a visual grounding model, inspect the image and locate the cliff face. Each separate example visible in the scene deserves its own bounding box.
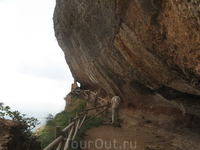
[53,0,200,118]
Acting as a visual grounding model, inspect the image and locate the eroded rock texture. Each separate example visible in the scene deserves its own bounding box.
[0,119,41,150]
[53,0,200,118]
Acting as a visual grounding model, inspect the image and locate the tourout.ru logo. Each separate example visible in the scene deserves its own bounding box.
[70,138,137,149]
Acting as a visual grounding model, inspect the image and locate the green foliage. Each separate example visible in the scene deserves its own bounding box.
[38,111,76,149]
[144,146,153,150]
[55,111,73,128]
[45,114,56,126]
[0,102,40,139]
[85,117,103,128]
[38,96,103,149]
[78,101,86,112]
[37,127,55,149]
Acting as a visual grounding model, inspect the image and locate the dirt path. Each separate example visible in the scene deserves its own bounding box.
[80,109,200,150]
[82,125,174,150]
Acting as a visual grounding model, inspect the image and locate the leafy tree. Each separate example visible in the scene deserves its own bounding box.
[0,102,40,139]
[45,113,56,126]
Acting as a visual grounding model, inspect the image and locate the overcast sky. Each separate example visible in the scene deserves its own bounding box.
[0,0,74,129]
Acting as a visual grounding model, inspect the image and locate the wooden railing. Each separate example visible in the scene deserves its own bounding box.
[71,89,109,107]
[43,90,110,150]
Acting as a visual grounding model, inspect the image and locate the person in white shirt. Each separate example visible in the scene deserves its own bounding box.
[111,94,120,124]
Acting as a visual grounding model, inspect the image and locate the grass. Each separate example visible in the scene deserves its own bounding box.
[37,94,103,149]
[144,146,153,150]
[37,111,75,148]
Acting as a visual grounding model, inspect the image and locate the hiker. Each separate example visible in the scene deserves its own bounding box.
[111,93,120,124]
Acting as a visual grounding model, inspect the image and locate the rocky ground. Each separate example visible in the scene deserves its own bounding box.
[82,108,200,150]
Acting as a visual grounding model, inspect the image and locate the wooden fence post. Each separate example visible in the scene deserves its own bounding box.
[94,94,97,107]
[55,126,61,138]
[76,112,79,117]
[64,126,74,150]
[69,116,73,144]
[44,97,110,150]
[69,116,73,123]
[105,107,108,118]
[105,102,110,118]
[52,127,61,150]
[88,90,90,100]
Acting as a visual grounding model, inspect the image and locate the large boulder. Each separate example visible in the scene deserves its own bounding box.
[53,0,200,118]
[0,118,41,150]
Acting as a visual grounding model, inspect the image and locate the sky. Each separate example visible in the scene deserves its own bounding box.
[0,0,74,129]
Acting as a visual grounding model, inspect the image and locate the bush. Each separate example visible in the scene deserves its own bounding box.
[0,102,40,139]
[78,101,86,112]
[38,96,103,149]
[144,146,153,150]
[45,114,56,126]
[38,111,76,149]
[85,116,103,128]
[37,127,55,148]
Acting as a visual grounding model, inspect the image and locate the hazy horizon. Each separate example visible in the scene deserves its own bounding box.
[0,0,74,129]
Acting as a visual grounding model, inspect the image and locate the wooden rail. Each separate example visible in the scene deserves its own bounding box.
[43,89,110,150]
[84,105,109,124]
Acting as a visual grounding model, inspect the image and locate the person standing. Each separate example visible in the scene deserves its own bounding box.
[111,94,120,124]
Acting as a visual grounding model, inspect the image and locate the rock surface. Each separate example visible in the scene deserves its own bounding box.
[53,0,200,120]
[0,118,41,150]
